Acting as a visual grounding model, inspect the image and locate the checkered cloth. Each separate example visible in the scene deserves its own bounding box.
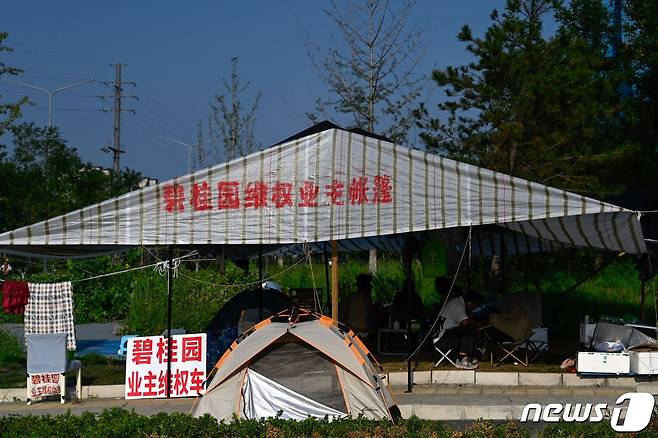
[25,282,76,351]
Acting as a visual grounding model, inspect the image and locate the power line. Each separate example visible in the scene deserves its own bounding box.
[133,104,183,139]
[18,72,93,83]
[135,86,195,137]
[9,45,110,67]
[0,78,94,127]
[134,94,189,139]
[123,121,166,153]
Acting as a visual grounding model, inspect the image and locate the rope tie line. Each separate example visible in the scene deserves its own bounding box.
[176,254,309,289]
[302,241,321,313]
[404,224,473,363]
[154,258,181,278]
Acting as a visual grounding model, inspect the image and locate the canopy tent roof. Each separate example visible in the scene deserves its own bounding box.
[0,124,646,258]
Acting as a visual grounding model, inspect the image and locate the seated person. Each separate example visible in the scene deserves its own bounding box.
[343,273,376,338]
[391,278,425,323]
[437,287,484,369]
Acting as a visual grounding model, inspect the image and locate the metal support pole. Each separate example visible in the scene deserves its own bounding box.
[112,64,123,174]
[500,232,506,295]
[3,79,93,128]
[158,135,214,174]
[323,243,330,314]
[258,245,264,321]
[166,245,174,398]
[640,279,646,322]
[466,230,472,292]
[331,240,339,321]
[48,94,53,128]
[404,235,414,393]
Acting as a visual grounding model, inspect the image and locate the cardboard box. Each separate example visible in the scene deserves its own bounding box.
[577,351,630,375]
[629,351,658,375]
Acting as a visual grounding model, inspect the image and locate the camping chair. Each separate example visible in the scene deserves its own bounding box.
[487,293,547,366]
[26,333,82,405]
[289,288,320,311]
[486,310,532,367]
[117,334,139,357]
[487,335,529,367]
[432,317,458,368]
[526,327,549,362]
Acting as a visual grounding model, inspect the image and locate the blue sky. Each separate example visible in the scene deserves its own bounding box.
[2,1,515,180]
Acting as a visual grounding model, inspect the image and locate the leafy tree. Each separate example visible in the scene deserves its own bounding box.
[303,0,426,144]
[617,0,658,188]
[0,32,27,139]
[416,0,636,194]
[0,124,141,232]
[208,57,261,162]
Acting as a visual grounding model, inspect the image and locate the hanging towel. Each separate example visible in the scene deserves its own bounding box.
[1,280,30,314]
[25,282,76,350]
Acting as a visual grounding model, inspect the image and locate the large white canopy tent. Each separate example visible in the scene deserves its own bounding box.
[0,122,647,257]
[0,121,648,398]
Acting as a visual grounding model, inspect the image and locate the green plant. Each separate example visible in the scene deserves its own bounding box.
[2,410,642,438]
[122,261,258,336]
[0,329,23,369]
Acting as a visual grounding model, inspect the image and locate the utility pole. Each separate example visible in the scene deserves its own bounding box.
[99,64,136,174]
[112,64,122,174]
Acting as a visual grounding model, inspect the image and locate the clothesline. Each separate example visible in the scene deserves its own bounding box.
[0,250,212,284]
[176,253,310,289]
[1,249,312,291]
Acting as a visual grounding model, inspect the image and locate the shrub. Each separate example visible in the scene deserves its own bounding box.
[1,410,642,438]
[123,261,259,336]
[0,329,24,369]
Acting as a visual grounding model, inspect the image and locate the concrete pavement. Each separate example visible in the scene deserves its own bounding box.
[0,384,638,421]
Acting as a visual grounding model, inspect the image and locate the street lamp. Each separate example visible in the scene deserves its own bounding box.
[157,135,214,174]
[3,79,95,128]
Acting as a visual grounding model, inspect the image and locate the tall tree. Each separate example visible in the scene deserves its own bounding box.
[208,57,261,163]
[617,0,658,187]
[0,124,141,232]
[0,32,28,141]
[303,0,426,144]
[416,0,635,194]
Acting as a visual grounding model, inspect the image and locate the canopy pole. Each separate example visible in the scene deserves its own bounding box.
[331,240,339,321]
[466,230,472,292]
[166,245,174,399]
[500,232,506,295]
[258,245,264,321]
[640,279,646,321]
[323,242,330,315]
[403,235,414,393]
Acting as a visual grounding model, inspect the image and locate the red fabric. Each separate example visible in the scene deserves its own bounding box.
[1,280,30,314]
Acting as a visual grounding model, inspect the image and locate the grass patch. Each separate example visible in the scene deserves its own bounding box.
[77,354,126,386]
[0,329,26,388]
[0,352,125,389]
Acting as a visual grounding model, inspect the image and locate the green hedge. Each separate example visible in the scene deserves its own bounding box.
[2,409,658,438]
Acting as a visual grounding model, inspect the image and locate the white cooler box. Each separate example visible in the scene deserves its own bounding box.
[629,351,658,375]
[577,352,630,375]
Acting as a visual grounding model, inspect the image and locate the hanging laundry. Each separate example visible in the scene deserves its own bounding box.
[1,280,30,314]
[25,282,76,350]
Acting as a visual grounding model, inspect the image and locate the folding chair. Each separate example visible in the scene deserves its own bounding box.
[117,334,139,357]
[484,315,530,367]
[526,327,549,362]
[488,336,529,367]
[486,293,540,367]
[432,317,458,368]
[26,333,82,405]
